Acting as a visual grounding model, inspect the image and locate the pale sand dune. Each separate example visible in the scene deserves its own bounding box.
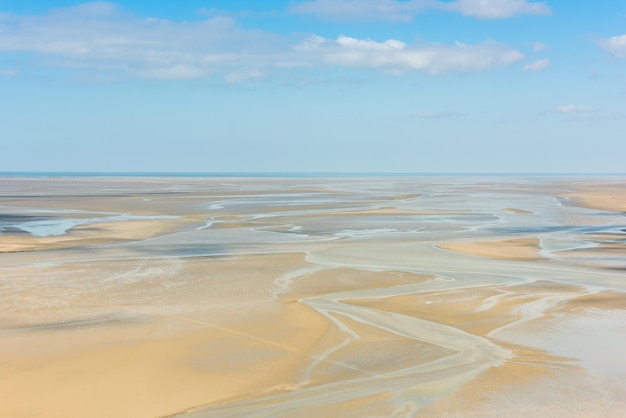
[1,304,327,418]
[437,238,542,261]
[502,207,533,214]
[1,177,626,417]
[0,218,192,253]
[1,253,330,418]
[563,182,626,213]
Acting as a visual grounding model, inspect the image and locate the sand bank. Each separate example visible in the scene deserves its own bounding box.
[1,176,625,417]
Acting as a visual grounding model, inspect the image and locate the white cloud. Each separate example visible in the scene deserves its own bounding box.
[297,35,524,74]
[557,104,592,113]
[0,2,525,81]
[600,34,626,58]
[523,58,549,72]
[532,41,549,52]
[335,35,406,50]
[291,0,552,21]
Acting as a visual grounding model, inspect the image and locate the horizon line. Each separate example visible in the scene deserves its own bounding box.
[2,171,626,178]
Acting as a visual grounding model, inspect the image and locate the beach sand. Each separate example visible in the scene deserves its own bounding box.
[1,176,625,417]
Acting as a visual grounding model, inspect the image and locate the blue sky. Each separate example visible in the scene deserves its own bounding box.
[1,0,625,173]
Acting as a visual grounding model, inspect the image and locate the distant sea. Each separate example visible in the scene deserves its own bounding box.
[1,172,625,178]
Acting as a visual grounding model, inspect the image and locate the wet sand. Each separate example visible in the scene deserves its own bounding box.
[1,176,625,417]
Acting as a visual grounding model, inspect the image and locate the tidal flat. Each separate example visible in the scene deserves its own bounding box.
[1,176,625,417]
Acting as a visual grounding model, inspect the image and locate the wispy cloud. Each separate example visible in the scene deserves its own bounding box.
[0,3,286,81]
[290,0,434,22]
[0,68,19,77]
[557,104,624,120]
[557,104,593,113]
[411,110,463,119]
[0,2,524,81]
[523,58,549,72]
[599,34,626,58]
[290,0,552,21]
[444,0,551,19]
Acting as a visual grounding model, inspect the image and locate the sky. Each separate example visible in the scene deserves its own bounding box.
[1,0,625,173]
